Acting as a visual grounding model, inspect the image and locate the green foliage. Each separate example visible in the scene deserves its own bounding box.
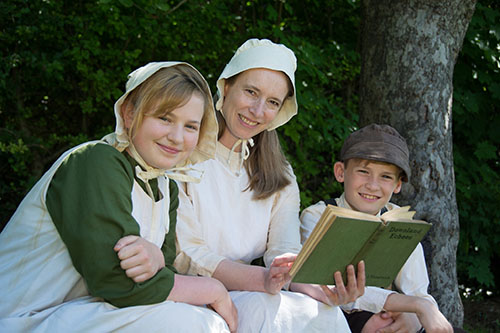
[453,0,500,294]
[0,0,360,224]
[0,0,498,298]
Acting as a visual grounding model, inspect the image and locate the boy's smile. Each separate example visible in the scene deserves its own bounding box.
[334,159,403,215]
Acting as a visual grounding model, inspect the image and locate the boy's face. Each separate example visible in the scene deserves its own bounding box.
[334,159,403,215]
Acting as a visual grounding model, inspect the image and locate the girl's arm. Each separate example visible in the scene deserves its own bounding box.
[46,144,175,308]
[114,179,179,283]
[168,274,238,332]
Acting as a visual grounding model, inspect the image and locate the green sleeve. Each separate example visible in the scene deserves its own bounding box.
[162,179,179,272]
[46,143,175,308]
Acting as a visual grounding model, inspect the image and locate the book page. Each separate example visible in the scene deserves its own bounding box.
[325,205,381,222]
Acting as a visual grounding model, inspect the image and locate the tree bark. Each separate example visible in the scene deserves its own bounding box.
[359,0,476,326]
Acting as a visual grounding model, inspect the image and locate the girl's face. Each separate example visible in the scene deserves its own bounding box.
[219,68,289,149]
[124,92,205,169]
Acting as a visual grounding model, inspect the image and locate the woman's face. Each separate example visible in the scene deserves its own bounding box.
[219,68,289,149]
[124,92,205,169]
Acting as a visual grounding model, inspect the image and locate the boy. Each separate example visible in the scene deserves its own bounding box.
[300,124,454,333]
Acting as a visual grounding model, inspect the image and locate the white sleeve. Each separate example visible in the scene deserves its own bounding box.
[299,201,327,244]
[263,169,302,267]
[394,243,438,306]
[341,286,396,313]
[174,181,226,277]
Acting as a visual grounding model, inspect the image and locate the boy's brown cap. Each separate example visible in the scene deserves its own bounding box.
[340,124,411,182]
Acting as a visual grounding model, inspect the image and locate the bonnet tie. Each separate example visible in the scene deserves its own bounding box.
[102,131,203,198]
[127,143,203,198]
[228,138,254,174]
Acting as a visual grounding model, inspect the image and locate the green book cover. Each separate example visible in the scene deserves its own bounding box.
[290,206,431,287]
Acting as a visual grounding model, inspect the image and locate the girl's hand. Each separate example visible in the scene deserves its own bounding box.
[263,253,296,294]
[207,281,239,333]
[114,235,165,283]
[168,275,238,333]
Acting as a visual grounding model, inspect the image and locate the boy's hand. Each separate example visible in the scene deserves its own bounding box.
[320,260,365,306]
[376,298,453,333]
[114,235,165,283]
[263,253,296,294]
[376,311,421,333]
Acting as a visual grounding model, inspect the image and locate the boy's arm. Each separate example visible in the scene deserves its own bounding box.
[341,286,396,313]
[299,201,327,243]
[394,243,438,305]
[378,293,452,333]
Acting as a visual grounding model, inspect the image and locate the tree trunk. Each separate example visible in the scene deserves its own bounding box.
[359,0,476,326]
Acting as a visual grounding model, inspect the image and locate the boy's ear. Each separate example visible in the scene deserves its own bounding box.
[393,178,403,194]
[333,161,345,183]
[121,101,135,130]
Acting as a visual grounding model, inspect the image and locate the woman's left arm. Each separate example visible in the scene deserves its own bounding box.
[263,168,302,267]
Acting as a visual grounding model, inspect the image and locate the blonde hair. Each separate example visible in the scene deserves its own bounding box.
[124,64,211,140]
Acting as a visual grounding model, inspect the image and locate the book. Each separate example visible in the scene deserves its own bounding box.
[290,204,431,288]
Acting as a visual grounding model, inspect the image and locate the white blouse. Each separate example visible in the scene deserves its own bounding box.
[175,142,302,276]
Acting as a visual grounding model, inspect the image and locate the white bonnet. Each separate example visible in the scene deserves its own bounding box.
[215,38,298,130]
[107,61,217,166]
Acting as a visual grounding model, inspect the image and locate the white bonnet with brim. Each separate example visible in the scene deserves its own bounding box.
[104,61,217,167]
[215,38,298,131]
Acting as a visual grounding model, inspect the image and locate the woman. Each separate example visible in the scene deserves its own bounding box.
[175,39,365,332]
[0,62,236,332]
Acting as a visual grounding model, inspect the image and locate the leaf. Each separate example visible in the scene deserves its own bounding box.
[118,0,133,8]
[473,141,498,161]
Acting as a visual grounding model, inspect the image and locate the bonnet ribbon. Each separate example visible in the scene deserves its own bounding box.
[127,143,203,199]
[102,132,203,198]
[228,138,254,174]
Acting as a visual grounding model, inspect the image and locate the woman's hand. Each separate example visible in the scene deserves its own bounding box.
[263,253,296,294]
[114,235,165,283]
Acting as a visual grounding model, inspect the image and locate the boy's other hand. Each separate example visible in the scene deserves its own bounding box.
[114,235,165,283]
[374,311,421,333]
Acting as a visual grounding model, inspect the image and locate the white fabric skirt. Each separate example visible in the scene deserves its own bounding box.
[230,290,351,332]
[0,296,229,332]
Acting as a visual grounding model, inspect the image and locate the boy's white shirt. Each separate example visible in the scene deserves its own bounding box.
[299,193,438,314]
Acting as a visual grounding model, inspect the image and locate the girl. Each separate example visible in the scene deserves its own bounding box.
[0,62,237,332]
